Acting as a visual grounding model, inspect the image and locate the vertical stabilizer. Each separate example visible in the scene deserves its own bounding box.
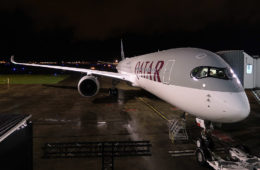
[121,39,125,60]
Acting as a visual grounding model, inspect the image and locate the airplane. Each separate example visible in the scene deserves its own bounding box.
[11,42,250,126]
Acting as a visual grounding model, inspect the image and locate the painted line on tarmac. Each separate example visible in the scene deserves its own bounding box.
[138,97,168,121]
[252,90,260,104]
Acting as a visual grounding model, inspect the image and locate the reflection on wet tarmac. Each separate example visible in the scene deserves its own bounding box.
[0,75,259,170]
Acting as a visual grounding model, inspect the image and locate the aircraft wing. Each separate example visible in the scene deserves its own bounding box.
[11,56,131,82]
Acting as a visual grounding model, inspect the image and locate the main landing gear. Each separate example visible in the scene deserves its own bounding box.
[108,79,120,97]
[108,88,118,96]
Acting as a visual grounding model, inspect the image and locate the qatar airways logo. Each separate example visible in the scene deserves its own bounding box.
[135,61,164,82]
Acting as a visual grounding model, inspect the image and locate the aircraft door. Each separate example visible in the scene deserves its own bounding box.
[163,60,175,84]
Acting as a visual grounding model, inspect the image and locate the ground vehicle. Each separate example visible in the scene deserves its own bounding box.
[196,135,260,170]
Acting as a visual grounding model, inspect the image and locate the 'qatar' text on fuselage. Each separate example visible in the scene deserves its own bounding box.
[135,61,164,82]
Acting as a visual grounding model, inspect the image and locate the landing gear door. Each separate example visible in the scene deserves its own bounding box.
[163,60,175,84]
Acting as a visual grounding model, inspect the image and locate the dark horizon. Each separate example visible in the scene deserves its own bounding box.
[0,1,260,61]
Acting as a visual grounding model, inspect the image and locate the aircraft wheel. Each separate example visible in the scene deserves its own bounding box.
[196,148,207,166]
[109,88,118,96]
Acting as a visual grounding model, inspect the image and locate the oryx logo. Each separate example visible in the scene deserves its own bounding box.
[135,61,164,82]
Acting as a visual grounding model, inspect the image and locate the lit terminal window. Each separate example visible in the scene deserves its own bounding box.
[246,64,253,74]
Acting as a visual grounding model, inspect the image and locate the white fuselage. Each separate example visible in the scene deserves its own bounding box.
[116,48,250,123]
[11,48,250,123]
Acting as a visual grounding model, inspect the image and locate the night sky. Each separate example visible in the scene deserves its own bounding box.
[0,0,260,61]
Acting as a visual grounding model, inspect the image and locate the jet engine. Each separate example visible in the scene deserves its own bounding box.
[77,76,100,97]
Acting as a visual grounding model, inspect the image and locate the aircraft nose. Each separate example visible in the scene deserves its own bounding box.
[229,92,250,122]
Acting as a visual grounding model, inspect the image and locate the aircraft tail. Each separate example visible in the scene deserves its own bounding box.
[121,39,125,60]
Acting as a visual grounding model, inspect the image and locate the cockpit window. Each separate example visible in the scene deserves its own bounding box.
[191,66,231,80]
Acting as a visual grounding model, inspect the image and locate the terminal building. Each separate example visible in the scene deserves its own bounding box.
[217,50,260,89]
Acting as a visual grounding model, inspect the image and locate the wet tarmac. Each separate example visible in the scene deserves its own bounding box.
[0,74,259,170]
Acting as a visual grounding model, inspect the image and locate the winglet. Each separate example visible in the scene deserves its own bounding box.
[11,55,17,64]
[120,39,125,60]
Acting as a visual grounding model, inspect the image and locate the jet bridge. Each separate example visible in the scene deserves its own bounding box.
[217,50,260,89]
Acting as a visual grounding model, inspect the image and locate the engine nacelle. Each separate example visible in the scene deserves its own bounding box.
[77,76,100,97]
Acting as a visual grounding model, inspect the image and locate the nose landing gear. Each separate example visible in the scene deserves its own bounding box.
[195,118,215,166]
